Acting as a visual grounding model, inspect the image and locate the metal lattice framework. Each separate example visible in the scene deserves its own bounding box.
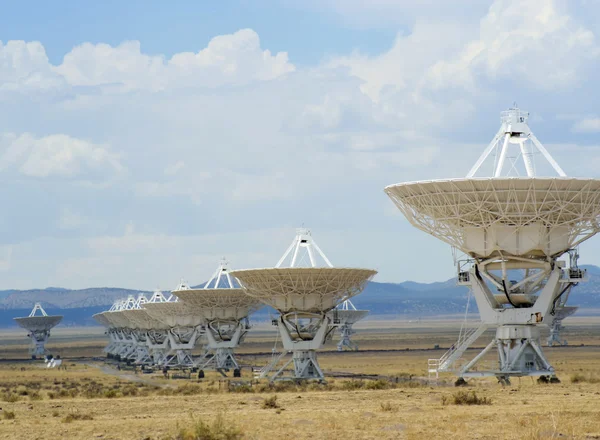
[173,259,261,321]
[143,302,205,328]
[232,267,376,314]
[174,289,261,321]
[385,177,600,259]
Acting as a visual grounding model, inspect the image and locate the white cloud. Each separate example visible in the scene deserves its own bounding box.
[0,40,63,91]
[53,29,294,91]
[572,117,600,133]
[0,133,124,179]
[2,6,600,291]
[328,0,598,105]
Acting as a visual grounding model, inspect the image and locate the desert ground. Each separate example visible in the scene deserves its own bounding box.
[0,318,599,439]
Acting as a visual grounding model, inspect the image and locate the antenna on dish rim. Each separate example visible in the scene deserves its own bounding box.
[467,106,566,178]
[276,228,333,268]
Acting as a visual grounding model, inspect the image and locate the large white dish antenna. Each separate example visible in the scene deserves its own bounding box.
[14,303,63,332]
[93,312,112,328]
[385,177,600,259]
[143,302,205,328]
[232,267,376,314]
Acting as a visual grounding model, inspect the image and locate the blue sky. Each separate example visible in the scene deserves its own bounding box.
[1,0,600,289]
[0,1,397,66]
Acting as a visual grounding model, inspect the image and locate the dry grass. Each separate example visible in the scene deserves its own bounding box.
[62,411,94,423]
[0,323,598,439]
[442,390,492,406]
[167,413,243,440]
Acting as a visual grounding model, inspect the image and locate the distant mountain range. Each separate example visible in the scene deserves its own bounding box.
[1,265,600,327]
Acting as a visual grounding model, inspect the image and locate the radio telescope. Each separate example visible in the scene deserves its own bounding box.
[173,259,261,376]
[120,292,173,365]
[143,285,206,368]
[328,299,369,351]
[14,303,63,359]
[231,228,376,381]
[385,107,600,384]
[136,290,172,365]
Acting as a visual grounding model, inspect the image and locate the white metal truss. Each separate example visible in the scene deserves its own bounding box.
[467,106,566,178]
[232,228,376,381]
[276,228,333,268]
[385,107,600,384]
[385,178,600,260]
[173,259,260,375]
[14,303,63,358]
[143,298,205,368]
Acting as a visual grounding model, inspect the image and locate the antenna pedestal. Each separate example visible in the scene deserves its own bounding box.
[163,327,202,368]
[131,331,152,365]
[548,320,567,347]
[28,330,51,357]
[146,330,170,365]
[259,313,333,381]
[447,260,584,383]
[199,321,247,372]
[116,329,137,359]
[104,330,120,356]
[336,324,358,351]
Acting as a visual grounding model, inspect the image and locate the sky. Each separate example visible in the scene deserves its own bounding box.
[1,0,600,290]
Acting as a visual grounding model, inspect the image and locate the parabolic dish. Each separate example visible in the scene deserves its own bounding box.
[329,309,369,325]
[143,302,205,328]
[385,177,600,259]
[230,267,377,313]
[173,288,262,321]
[120,309,164,330]
[554,305,579,320]
[105,311,133,329]
[93,312,112,328]
[14,315,63,332]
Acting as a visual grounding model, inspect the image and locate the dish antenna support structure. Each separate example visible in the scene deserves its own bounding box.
[143,287,206,368]
[232,228,376,381]
[121,291,172,365]
[139,290,172,365]
[106,295,138,360]
[547,305,578,347]
[173,259,261,376]
[14,303,63,358]
[385,107,600,385]
[329,299,369,351]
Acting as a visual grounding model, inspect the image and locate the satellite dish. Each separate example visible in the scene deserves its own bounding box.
[13,303,63,359]
[231,228,376,381]
[385,106,600,384]
[173,259,261,372]
[328,299,369,351]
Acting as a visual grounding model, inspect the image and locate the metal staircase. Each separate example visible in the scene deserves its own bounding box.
[434,324,488,372]
[254,351,287,379]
